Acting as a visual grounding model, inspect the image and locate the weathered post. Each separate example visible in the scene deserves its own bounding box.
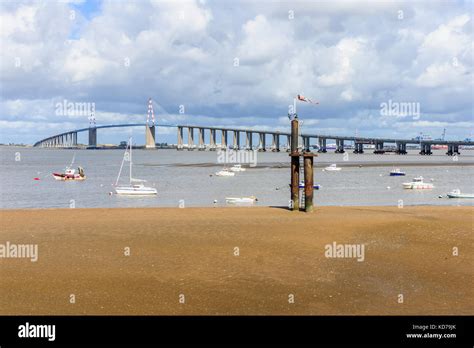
[290,118,300,211]
[303,153,315,212]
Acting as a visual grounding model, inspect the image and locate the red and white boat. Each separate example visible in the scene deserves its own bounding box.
[52,166,86,181]
[52,154,86,181]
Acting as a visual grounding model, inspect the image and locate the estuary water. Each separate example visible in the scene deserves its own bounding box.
[0,147,473,209]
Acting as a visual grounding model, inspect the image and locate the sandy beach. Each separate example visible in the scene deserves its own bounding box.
[0,206,472,315]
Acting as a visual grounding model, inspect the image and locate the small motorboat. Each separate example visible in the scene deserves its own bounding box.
[324,164,341,171]
[447,189,474,199]
[53,154,86,181]
[53,166,86,181]
[215,168,235,177]
[298,182,321,189]
[230,164,246,172]
[390,168,406,176]
[402,176,434,189]
[225,196,257,204]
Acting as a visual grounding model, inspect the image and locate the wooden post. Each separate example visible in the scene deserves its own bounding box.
[303,153,315,212]
[290,119,299,211]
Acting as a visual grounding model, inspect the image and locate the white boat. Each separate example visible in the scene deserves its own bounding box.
[298,182,321,189]
[324,164,341,171]
[230,164,246,172]
[402,176,434,189]
[52,154,86,181]
[215,168,235,176]
[114,137,157,196]
[225,196,257,204]
[447,189,474,199]
[390,168,406,176]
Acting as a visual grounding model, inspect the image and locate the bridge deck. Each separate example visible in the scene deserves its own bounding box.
[33,123,474,147]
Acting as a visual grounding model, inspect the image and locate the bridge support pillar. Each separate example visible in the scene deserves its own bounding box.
[233,131,240,150]
[145,125,156,149]
[286,135,291,152]
[353,142,364,154]
[198,128,205,150]
[187,127,194,150]
[271,134,280,152]
[177,126,184,150]
[374,141,384,154]
[335,139,345,153]
[396,142,407,154]
[420,143,432,155]
[245,132,253,150]
[88,128,97,148]
[303,136,311,152]
[209,129,216,151]
[446,144,460,156]
[258,133,266,151]
[221,130,228,149]
[318,138,327,153]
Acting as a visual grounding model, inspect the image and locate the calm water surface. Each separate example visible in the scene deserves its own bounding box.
[1,148,473,209]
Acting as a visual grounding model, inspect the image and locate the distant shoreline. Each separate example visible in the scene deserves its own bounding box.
[164,161,474,168]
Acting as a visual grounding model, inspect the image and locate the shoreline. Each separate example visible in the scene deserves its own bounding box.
[1,206,472,315]
[1,201,472,211]
[170,161,474,169]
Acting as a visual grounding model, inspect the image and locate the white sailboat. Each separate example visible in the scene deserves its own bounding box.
[114,138,157,195]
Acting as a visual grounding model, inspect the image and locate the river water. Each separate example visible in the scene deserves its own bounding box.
[0,147,473,209]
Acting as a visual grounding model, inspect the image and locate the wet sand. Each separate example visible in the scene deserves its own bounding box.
[0,206,472,315]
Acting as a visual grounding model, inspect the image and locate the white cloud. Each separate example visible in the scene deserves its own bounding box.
[0,0,472,144]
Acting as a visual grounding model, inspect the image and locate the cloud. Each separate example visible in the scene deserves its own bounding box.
[0,0,472,144]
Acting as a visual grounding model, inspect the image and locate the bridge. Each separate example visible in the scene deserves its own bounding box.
[33,98,473,155]
[33,122,474,156]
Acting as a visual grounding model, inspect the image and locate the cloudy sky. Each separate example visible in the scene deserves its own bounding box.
[0,0,472,145]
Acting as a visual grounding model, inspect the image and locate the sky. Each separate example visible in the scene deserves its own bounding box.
[0,0,473,145]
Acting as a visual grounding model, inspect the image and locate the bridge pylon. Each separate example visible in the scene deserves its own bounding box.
[88,112,97,148]
[145,98,156,149]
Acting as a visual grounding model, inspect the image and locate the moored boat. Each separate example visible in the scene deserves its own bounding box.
[52,154,86,181]
[402,176,434,189]
[447,189,474,199]
[230,164,246,172]
[225,196,257,204]
[52,166,86,181]
[390,168,406,176]
[215,168,235,176]
[298,182,321,189]
[114,137,157,196]
[324,164,341,171]
[115,184,157,195]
